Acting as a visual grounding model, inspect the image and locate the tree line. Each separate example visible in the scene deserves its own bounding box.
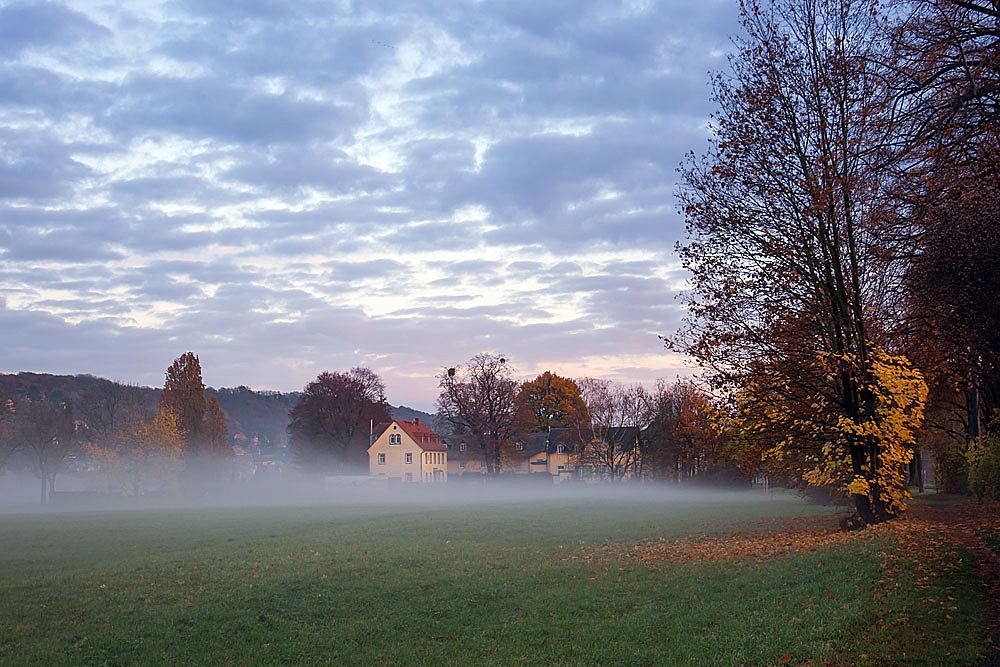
[285,353,731,482]
[0,353,229,502]
[673,0,1000,524]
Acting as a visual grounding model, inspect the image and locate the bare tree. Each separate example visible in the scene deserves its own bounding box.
[77,380,152,446]
[641,380,688,481]
[578,379,648,480]
[436,354,518,475]
[16,399,76,504]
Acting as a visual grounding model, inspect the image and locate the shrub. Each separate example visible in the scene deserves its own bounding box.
[968,427,1000,501]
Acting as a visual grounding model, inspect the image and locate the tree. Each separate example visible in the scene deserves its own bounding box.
[158,352,231,478]
[83,406,183,496]
[892,1,1000,450]
[203,395,230,456]
[893,0,1000,179]
[675,0,922,523]
[577,379,648,480]
[0,392,16,470]
[513,371,590,433]
[16,398,76,504]
[78,379,151,446]
[906,184,1000,429]
[641,380,687,480]
[158,352,207,447]
[287,368,391,472]
[436,354,518,475]
[733,348,927,511]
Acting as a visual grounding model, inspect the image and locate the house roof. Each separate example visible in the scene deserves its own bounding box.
[373,418,448,452]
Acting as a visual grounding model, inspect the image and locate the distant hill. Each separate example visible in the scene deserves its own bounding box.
[0,372,443,447]
[390,405,441,432]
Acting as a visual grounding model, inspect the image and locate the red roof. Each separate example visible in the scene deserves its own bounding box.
[375,418,448,452]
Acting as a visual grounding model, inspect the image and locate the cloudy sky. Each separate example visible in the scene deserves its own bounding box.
[0,0,737,411]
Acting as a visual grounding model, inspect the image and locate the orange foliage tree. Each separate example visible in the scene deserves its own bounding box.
[514,371,589,433]
[158,352,231,478]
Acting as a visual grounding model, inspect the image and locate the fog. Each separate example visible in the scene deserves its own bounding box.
[0,469,797,516]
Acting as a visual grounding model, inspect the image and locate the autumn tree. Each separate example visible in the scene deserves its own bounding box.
[643,381,731,482]
[892,1,1000,450]
[287,368,391,472]
[78,379,151,447]
[906,185,1000,430]
[84,406,183,496]
[158,352,231,478]
[892,0,1000,179]
[159,352,207,446]
[0,392,16,470]
[675,0,925,523]
[514,371,590,433]
[16,398,76,504]
[436,354,518,475]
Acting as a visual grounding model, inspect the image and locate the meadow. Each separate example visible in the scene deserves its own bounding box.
[0,489,987,665]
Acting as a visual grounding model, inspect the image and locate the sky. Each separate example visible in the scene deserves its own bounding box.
[0,0,738,412]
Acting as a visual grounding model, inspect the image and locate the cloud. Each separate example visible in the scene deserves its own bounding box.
[0,1,111,58]
[0,0,738,409]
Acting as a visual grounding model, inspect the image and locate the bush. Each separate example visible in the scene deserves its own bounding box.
[968,429,1000,501]
[935,439,969,494]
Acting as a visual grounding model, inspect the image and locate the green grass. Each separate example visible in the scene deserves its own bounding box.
[0,491,986,665]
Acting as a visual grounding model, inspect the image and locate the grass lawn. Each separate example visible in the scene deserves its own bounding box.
[0,490,987,665]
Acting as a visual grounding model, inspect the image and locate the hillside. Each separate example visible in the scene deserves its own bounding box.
[0,372,441,447]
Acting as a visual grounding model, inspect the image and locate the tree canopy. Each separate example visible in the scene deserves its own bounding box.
[514,371,589,433]
[287,368,391,472]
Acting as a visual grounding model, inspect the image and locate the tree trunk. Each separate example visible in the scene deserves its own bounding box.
[40,475,47,505]
[967,388,980,441]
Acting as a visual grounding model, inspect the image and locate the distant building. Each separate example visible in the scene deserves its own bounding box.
[444,437,488,477]
[503,428,582,482]
[368,418,448,483]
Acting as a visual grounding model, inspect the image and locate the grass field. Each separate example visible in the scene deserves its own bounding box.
[0,489,987,665]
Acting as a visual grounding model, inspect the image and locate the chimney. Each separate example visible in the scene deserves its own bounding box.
[414,417,420,424]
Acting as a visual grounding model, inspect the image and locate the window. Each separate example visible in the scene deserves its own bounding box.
[516,442,523,450]
[377,453,385,465]
[459,462,466,469]
[389,434,401,445]
[459,442,466,452]
[405,453,412,464]
[405,472,413,482]
[556,445,564,454]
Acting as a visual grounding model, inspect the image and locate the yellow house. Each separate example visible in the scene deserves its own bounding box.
[368,418,447,483]
[444,437,488,476]
[502,429,581,482]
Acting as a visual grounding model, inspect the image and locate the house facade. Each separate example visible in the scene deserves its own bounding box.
[444,437,488,477]
[503,429,581,482]
[368,418,447,483]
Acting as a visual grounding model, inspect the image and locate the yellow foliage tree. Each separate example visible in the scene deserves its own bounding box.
[84,407,183,496]
[736,348,927,516]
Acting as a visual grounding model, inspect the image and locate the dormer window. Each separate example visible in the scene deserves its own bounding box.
[556,445,564,454]
[459,442,466,452]
[516,442,524,451]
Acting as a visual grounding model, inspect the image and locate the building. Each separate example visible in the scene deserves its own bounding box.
[444,437,488,477]
[368,418,447,483]
[505,428,581,482]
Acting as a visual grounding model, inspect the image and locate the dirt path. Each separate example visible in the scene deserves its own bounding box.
[909,499,1000,666]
